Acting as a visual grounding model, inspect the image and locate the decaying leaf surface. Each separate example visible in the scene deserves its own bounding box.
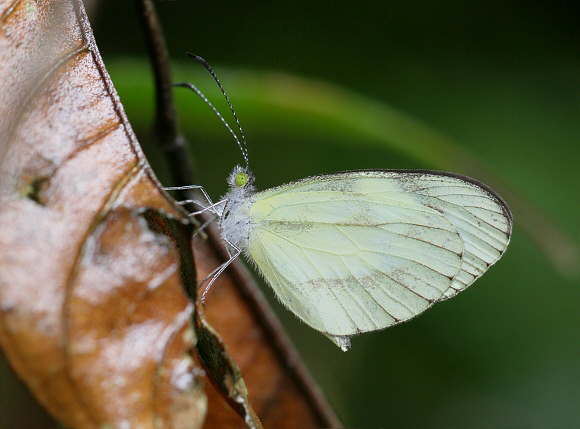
[0,1,205,428]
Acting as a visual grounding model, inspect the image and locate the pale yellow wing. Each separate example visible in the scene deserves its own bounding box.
[247,171,512,349]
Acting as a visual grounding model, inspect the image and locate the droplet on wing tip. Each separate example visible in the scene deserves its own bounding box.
[328,334,351,352]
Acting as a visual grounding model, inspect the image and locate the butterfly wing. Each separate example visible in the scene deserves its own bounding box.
[247,170,512,349]
[390,171,513,299]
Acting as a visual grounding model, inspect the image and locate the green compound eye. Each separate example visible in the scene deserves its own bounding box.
[235,171,249,187]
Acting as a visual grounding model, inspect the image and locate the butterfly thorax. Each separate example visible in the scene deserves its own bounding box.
[218,166,256,251]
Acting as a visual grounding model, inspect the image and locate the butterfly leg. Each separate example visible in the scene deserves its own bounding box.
[199,239,241,305]
[164,184,214,205]
[185,199,229,240]
[164,184,222,215]
[187,199,227,217]
[165,185,227,235]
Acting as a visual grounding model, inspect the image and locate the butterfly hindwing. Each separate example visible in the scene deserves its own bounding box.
[393,172,512,298]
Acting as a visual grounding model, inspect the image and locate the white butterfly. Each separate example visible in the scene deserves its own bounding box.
[215,165,512,351]
[169,55,513,351]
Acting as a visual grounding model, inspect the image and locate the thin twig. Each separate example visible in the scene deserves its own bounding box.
[134,0,196,202]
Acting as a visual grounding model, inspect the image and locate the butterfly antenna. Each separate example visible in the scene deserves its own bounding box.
[184,53,250,170]
[174,81,244,161]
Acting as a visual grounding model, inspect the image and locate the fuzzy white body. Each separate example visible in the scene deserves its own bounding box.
[217,166,512,351]
[219,168,256,252]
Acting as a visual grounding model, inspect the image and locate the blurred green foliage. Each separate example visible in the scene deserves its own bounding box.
[8,2,576,428]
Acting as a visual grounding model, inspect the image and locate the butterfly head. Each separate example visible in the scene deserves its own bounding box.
[228,165,255,191]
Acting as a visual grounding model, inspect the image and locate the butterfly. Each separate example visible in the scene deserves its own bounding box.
[215,165,512,351]
[168,55,513,351]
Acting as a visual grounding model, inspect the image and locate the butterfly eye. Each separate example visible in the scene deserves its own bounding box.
[235,172,249,187]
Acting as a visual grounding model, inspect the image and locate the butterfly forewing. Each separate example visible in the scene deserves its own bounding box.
[245,170,513,342]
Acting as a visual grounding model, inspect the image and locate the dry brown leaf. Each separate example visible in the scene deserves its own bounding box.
[0,1,205,428]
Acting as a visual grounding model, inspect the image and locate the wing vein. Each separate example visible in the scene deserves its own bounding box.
[262,224,461,273]
[298,246,358,331]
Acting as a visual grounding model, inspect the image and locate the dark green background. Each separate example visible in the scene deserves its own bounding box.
[4,1,579,428]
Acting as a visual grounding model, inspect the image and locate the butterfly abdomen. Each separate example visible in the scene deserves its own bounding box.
[219,181,255,250]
